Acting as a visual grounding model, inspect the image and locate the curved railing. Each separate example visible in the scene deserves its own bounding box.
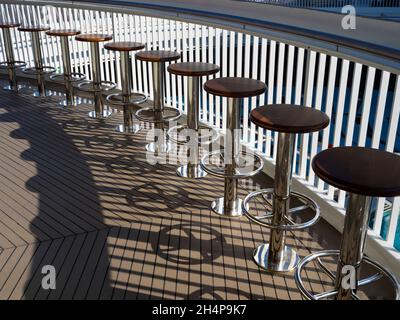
[0,0,399,276]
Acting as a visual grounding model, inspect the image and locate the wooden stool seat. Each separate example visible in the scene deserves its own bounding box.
[0,21,20,28]
[251,104,330,133]
[46,29,80,37]
[204,77,266,98]
[18,25,50,32]
[135,50,180,62]
[168,62,220,77]
[312,147,400,197]
[75,33,112,42]
[104,41,145,52]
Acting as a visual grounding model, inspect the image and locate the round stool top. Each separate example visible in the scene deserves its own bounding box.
[104,41,145,52]
[167,62,220,77]
[46,29,81,37]
[250,104,330,133]
[204,77,266,98]
[312,147,400,197]
[0,21,20,28]
[18,25,50,32]
[75,33,112,42]
[135,50,180,62]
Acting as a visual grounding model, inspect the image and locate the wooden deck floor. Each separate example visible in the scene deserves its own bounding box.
[0,80,352,300]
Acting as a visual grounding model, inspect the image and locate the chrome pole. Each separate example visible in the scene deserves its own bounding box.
[146,61,169,152]
[187,76,199,131]
[60,36,74,106]
[2,27,17,90]
[117,51,139,133]
[31,31,46,97]
[176,75,206,178]
[88,41,110,118]
[211,97,242,216]
[334,193,371,300]
[266,132,297,269]
[152,61,164,113]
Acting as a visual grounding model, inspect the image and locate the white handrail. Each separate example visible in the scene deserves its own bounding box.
[0,0,399,278]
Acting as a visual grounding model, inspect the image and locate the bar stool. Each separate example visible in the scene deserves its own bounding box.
[75,33,116,119]
[242,104,329,272]
[104,41,147,133]
[18,25,55,97]
[167,62,220,178]
[201,77,266,217]
[46,29,86,107]
[0,21,26,91]
[135,50,181,152]
[295,147,400,300]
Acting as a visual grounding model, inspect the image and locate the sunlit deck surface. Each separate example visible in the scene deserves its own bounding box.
[0,78,389,300]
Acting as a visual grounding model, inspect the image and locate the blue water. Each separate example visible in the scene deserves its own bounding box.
[239,83,400,247]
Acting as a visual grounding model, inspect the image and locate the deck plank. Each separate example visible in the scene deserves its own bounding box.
[0,84,345,300]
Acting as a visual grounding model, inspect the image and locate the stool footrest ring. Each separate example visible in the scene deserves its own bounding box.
[242,189,320,230]
[135,106,181,123]
[167,124,219,145]
[200,150,264,178]
[295,250,400,300]
[106,92,147,106]
[50,72,86,83]
[22,66,55,75]
[0,61,27,69]
[77,80,117,92]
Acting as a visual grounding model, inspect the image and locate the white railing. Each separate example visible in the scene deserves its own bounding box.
[0,1,399,275]
[244,0,400,8]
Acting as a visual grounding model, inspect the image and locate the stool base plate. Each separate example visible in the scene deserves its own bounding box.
[3,84,25,92]
[253,243,299,273]
[88,110,113,119]
[60,97,84,107]
[33,90,53,98]
[116,124,140,134]
[146,142,172,153]
[176,164,207,179]
[211,197,244,217]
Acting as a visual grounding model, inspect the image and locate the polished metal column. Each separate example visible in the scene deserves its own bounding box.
[334,193,371,300]
[31,31,48,97]
[60,36,80,107]
[261,132,299,271]
[176,76,207,178]
[117,51,140,133]
[2,27,18,91]
[146,61,170,153]
[212,97,242,217]
[88,41,111,118]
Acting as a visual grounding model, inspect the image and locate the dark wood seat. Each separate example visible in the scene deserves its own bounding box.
[46,29,81,37]
[168,62,220,77]
[135,50,180,62]
[250,104,330,133]
[0,21,20,28]
[312,147,400,197]
[204,77,266,98]
[75,33,112,43]
[104,41,145,52]
[18,25,50,32]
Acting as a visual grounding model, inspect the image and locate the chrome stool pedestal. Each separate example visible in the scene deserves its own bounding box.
[105,42,147,133]
[46,29,85,107]
[167,62,220,178]
[0,21,26,92]
[18,25,55,97]
[243,104,329,273]
[135,50,181,152]
[295,147,400,300]
[201,77,266,217]
[75,33,116,119]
